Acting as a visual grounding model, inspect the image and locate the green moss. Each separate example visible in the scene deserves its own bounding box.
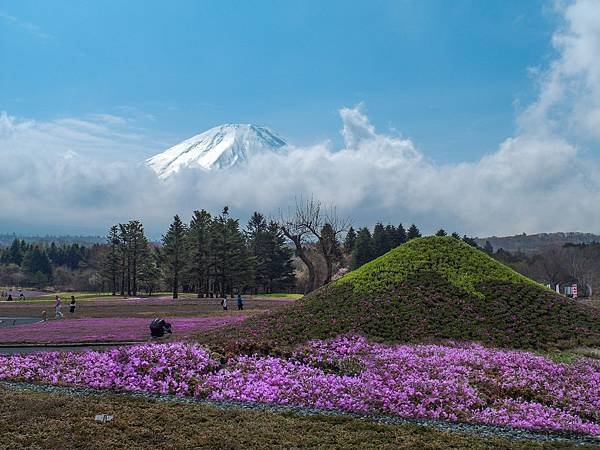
[204,237,600,354]
[336,236,543,298]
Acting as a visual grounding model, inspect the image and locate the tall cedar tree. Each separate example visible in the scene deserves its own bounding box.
[397,224,407,245]
[162,215,188,299]
[343,227,357,253]
[407,224,422,240]
[103,225,120,295]
[264,221,295,293]
[372,223,391,257]
[186,209,213,297]
[212,207,254,296]
[436,228,448,236]
[319,223,343,284]
[352,227,375,269]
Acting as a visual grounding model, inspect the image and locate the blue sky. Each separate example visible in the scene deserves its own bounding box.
[1,0,555,162]
[1,0,599,237]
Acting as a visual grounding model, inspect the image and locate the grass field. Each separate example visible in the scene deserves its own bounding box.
[0,386,583,450]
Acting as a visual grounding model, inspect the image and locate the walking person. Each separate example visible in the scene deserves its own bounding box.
[69,296,76,315]
[237,294,244,310]
[55,296,64,319]
[221,295,228,311]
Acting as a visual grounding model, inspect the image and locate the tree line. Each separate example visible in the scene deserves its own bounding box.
[100,208,295,298]
[0,239,91,288]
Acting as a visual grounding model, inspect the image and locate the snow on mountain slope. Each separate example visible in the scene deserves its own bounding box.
[146,124,287,178]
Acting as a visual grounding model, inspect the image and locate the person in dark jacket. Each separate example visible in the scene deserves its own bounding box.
[237,294,244,310]
[69,296,76,314]
[150,318,172,338]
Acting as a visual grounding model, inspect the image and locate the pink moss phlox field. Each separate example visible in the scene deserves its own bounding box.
[0,343,219,395]
[0,316,246,344]
[0,335,598,436]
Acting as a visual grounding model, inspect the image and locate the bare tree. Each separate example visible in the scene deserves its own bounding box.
[279,199,318,293]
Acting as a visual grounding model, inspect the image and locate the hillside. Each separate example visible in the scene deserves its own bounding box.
[474,232,600,254]
[207,237,600,354]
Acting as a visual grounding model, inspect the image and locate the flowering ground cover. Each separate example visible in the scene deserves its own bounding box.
[0,335,598,436]
[0,316,246,344]
[0,295,293,319]
[206,237,600,353]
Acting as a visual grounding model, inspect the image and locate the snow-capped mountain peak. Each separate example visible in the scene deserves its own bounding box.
[146,123,287,178]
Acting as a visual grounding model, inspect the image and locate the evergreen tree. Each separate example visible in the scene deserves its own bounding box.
[462,235,480,248]
[352,227,374,269]
[319,222,343,283]
[245,212,270,293]
[435,228,447,236]
[372,223,391,257]
[187,209,213,297]
[22,246,52,281]
[343,226,357,253]
[264,221,295,293]
[451,232,461,240]
[100,225,121,295]
[127,220,149,296]
[385,224,399,248]
[212,207,254,296]
[397,224,407,245]
[407,223,421,241]
[6,239,23,266]
[162,215,188,299]
[484,240,494,255]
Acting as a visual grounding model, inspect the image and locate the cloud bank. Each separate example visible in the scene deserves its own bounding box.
[1,0,599,237]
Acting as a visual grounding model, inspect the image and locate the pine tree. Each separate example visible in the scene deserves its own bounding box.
[372,223,391,257]
[343,227,357,253]
[162,215,188,299]
[212,207,254,296]
[435,228,447,236]
[484,240,494,254]
[187,209,213,297]
[100,225,120,295]
[407,223,421,241]
[451,232,461,240]
[22,246,52,281]
[264,221,295,293]
[397,224,407,245]
[319,222,343,283]
[352,227,374,269]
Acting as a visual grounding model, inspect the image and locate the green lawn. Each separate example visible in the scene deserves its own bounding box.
[0,386,579,450]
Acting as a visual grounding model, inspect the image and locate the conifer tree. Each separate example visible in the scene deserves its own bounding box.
[407,223,422,240]
[100,225,120,295]
[162,215,188,299]
[397,224,407,245]
[372,223,391,257]
[343,226,357,253]
[187,209,213,297]
[352,227,375,269]
[435,228,447,236]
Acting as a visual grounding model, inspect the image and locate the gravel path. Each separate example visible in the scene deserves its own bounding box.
[2,381,598,447]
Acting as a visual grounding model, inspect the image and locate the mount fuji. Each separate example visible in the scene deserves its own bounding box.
[146,124,287,179]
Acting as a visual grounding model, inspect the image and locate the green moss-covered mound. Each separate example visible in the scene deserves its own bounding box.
[207,237,600,353]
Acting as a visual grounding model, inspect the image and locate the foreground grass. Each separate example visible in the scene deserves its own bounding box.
[0,387,582,450]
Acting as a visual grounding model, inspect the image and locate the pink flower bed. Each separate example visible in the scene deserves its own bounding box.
[0,335,598,436]
[0,316,246,344]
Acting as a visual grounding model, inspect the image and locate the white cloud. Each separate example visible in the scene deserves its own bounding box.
[0,11,53,40]
[1,0,600,237]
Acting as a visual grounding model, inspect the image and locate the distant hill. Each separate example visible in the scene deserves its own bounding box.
[0,234,105,247]
[474,232,600,254]
[208,237,600,354]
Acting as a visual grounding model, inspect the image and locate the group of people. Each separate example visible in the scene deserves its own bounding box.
[1,290,25,301]
[220,294,244,311]
[53,295,76,319]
